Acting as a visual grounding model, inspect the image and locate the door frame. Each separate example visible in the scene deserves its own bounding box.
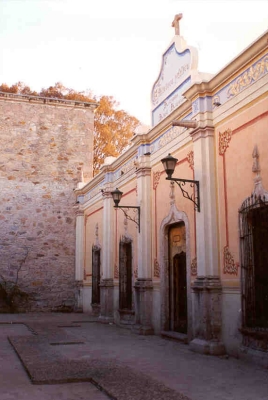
[159,203,192,341]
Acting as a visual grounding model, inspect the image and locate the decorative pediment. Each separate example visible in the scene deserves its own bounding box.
[151,18,198,127]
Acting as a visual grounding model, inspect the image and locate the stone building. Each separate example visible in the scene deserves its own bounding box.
[0,93,97,311]
[75,18,268,366]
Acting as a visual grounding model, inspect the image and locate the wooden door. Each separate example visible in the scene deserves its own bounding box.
[92,248,100,304]
[119,241,132,310]
[173,252,187,333]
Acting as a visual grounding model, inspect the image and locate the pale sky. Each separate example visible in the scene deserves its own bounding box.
[0,0,267,125]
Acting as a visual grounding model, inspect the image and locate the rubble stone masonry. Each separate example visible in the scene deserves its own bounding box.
[0,94,96,311]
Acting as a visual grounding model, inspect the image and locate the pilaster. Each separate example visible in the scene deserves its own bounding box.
[133,156,154,334]
[189,126,225,355]
[74,207,85,311]
[75,207,85,281]
[99,184,114,323]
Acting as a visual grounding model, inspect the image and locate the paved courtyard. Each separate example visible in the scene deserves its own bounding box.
[0,313,267,400]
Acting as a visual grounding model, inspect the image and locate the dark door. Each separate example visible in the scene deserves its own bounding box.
[92,248,100,305]
[119,242,132,310]
[173,252,187,333]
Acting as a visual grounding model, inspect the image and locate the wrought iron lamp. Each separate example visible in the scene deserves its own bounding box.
[161,154,200,212]
[111,188,141,232]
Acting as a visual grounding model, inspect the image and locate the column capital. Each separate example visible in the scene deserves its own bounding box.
[191,275,222,291]
[135,155,151,174]
[190,125,215,142]
[100,278,114,287]
[73,205,84,217]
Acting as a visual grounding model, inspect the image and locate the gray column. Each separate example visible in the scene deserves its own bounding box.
[133,155,154,335]
[74,208,84,311]
[99,184,115,323]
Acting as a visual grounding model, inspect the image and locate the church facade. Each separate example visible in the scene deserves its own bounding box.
[75,19,268,364]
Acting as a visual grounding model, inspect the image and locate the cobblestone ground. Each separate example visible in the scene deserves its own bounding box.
[1,313,268,400]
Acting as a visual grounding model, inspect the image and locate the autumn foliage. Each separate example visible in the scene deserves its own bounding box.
[0,82,140,174]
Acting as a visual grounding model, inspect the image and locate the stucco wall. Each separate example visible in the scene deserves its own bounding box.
[0,96,95,311]
[216,96,268,283]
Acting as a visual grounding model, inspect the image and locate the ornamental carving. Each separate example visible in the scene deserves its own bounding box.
[92,223,101,250]
[227,55,268,98]
[154,258,160,278]
[187,150,194,170]
[191,257,197,276]
[219,129,232,155]
[223,246,239,275]
[252,145,260,174]
[169,181,175,205]
[153,171,162,190]
[114,264,119,279]
[74,206,84,217]
[251,145,268,200]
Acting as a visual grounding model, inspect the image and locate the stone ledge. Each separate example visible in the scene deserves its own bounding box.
[239,345,268,368]
[189,338,226,356]
[161,331,188,344]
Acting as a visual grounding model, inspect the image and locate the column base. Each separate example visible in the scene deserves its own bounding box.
[190,338,226,356]
[98,315,114,324]
[132,324,154,335]
[133,278,154,335]
[191,275,223,341]
[99,278,114,322]
[119,309,135,326]
[91,303,100,317]
[75,280,83,312]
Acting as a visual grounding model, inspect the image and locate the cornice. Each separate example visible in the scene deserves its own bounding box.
[75,173,105,196]
[183,30,268,101]
[138,98,192,145]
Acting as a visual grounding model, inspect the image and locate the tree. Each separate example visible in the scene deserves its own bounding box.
[94,96,139,174]
[0,82,139,174]
[0,81,38,95]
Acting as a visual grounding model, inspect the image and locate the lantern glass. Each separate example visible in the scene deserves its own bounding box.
[161,154,178,179]
[111,188,123,207]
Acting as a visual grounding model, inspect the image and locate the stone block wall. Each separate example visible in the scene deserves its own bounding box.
[0,94,96,311]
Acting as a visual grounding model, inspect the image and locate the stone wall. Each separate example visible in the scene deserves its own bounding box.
[0,94,96,311]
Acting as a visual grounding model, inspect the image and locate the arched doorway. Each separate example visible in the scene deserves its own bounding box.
[159,202,192,340]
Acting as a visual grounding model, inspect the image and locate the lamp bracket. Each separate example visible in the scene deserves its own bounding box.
[115,206,140,232]
[166,177,200,212]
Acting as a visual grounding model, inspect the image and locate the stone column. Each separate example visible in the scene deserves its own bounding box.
[133,155,154,335]
[99,184,114,323]
[189,126,225,355]
[74,207,84,312]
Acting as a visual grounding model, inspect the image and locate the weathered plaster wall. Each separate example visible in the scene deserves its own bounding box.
[0,96,95,311]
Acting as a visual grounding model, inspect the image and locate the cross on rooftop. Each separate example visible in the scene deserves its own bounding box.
[172,13,183,36]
